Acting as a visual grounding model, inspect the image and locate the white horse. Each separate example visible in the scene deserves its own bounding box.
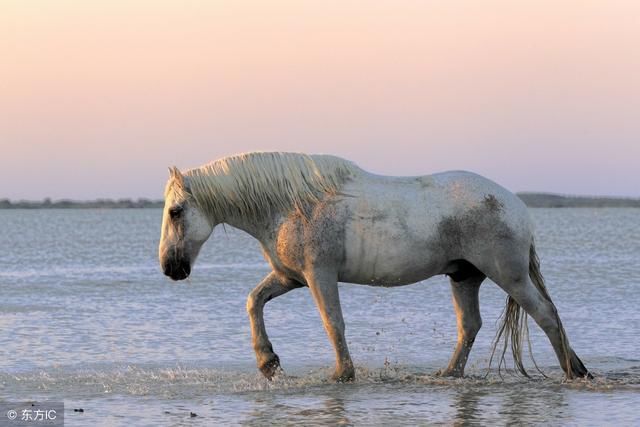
[159,152,591,382]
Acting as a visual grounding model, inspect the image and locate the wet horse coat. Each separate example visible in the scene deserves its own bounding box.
[158,152,591,381]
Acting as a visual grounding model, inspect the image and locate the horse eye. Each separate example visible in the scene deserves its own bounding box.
[169,206,183,219]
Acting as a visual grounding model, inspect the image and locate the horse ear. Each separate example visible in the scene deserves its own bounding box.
[169,166,184,185]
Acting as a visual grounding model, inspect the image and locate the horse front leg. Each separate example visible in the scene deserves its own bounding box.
[305,269,355,382]
[247,272,302,379]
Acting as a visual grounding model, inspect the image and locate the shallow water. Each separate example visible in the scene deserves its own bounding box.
[0,208,639,426]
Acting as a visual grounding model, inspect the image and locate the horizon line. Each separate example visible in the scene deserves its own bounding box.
[3,191,640,204]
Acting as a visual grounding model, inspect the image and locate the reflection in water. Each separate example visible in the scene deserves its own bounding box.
[1,364,639,425]
[318,397,351,426]
[244,390,352,426]
[501,383,567,426]
[295,396,351,426]
[232,370,635,426]
[451,388,484,426]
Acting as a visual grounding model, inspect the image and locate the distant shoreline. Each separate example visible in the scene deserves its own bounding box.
[0,198,164,209]
[2,193,640,209]
[516,192,640,208]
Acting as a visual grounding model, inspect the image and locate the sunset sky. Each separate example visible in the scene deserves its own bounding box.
[1,1,639,200]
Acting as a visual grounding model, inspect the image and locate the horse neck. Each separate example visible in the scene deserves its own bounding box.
[217,210,278,243]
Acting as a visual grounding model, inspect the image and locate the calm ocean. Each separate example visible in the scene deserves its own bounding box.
[1,208,639,426]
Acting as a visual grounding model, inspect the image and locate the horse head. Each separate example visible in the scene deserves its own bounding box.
[159,167,214,280]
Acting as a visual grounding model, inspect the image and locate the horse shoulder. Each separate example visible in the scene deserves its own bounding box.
[262,200,347,281]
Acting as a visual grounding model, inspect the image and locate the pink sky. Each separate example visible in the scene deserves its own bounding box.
[1,1,639,199]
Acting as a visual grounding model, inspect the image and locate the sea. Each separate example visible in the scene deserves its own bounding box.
[1,208,639,426]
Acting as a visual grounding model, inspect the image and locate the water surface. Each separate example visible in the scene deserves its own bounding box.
[1,208,639,425]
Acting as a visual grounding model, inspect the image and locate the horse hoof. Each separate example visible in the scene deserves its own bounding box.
[568,351,593,380]
[259,354,281,380]
[436,369,463,378]
[332,368,355,383]
[569,369,594,380]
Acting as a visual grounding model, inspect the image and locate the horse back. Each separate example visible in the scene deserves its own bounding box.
[263,170,532,287]
[336,171,533,285]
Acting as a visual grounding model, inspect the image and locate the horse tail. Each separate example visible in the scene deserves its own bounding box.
[489,242,556,378]
[489,290,535,377]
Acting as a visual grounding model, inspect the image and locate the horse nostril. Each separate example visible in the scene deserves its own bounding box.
[162,262,173,277]
[172,260,191,280]
[162,259,190,281]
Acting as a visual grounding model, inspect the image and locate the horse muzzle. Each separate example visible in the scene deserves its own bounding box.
[162,259,191,281]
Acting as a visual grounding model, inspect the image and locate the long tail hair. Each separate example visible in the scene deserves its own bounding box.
[489,242,573,378]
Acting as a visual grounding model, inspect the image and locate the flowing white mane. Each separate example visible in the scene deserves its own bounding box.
[173,152,360,221]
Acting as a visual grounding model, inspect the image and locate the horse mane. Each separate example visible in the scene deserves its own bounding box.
[175,152,360,221]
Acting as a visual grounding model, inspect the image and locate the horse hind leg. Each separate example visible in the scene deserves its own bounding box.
[439,260,486,377]
[481,244,592,379]
[526,247,591,379]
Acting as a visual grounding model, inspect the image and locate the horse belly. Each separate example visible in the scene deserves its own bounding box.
[339,217,444,286]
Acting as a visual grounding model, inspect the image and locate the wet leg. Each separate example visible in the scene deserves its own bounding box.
[499,276,590,378]
[440,274,484,377]
[247,272,302,379]
[305,269,354,382]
